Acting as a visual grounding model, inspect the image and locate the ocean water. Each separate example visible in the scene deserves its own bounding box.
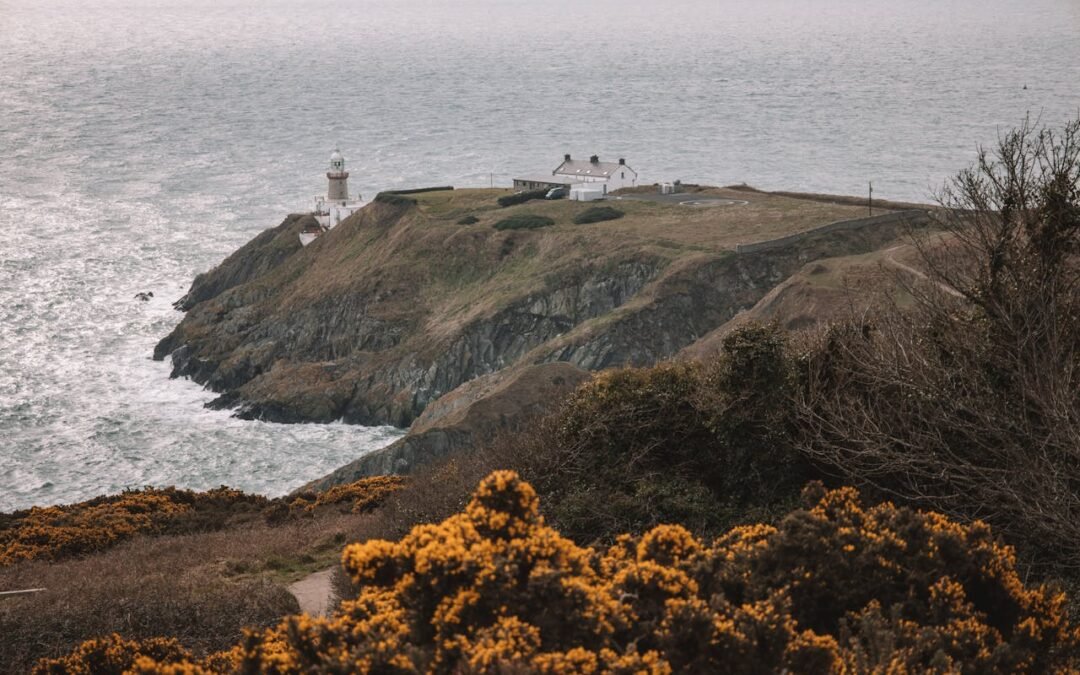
[1,0,1077,511]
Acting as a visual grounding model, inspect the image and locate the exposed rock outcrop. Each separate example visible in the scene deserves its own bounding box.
[300,362,590,491]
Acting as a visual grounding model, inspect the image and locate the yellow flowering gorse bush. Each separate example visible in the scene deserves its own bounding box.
[39,472,1080,673]
[284,475,406,514]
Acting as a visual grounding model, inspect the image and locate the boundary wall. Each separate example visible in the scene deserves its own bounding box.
[735,210,930,255]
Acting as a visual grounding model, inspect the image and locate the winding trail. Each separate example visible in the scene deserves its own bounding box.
[884,245,964,298]
[288,568,335,617]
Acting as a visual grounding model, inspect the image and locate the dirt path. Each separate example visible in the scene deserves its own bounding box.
[884,245,964,298]
[288,568,335,617]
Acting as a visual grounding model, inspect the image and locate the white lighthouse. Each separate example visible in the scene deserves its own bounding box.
[305,149,366,246]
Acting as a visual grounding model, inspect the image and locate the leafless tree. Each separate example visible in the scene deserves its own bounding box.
[796,117,1080,570]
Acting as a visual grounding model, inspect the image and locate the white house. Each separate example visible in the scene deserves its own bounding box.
[553,154,638,192]
[512,154,639,196]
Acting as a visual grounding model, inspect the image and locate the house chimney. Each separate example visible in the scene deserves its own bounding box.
[590,155,599,164]
[564,153,571,161]
[618,158,625,165]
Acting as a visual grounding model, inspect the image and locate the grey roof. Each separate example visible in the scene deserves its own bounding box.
[554,158,636,178]
[512,173,578,185]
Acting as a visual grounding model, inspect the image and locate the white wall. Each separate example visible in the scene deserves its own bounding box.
[604,164,638,191]
[556,164,639,192]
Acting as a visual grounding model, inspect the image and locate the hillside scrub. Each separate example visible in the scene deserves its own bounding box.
[573,206,624,224]
[1,477,405,566]
[795,117,1080,570]
[41,471,1080,673]
[0,487,265,566]
[492,213,556,231]
[283,476,406,515]
[505,323,813,543]
[0,481,408,671]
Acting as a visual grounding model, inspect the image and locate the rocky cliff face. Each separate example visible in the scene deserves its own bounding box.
[156,188,927,438]
[166,213,313,313]
[300,361,591,491]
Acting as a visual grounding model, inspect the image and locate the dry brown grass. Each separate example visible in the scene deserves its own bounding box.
[0,511,384,672]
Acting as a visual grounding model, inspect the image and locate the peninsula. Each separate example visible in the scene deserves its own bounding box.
[155,184,930,485]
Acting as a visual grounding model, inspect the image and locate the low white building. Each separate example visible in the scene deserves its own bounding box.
[512,154,639,197]
[569,185,605,202]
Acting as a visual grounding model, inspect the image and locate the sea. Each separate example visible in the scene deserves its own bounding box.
[1,0,1077,511]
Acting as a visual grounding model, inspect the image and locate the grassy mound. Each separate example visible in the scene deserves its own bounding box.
[573,206,624,224]
[492,214,555,231]
[43,471,1080,672]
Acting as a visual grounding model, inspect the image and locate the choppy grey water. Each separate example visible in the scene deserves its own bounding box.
[1,0,1078,511]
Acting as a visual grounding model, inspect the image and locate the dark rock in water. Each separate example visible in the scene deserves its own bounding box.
[134,291,153,301]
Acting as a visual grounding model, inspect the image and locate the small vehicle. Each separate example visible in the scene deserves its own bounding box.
[545,186,569,200]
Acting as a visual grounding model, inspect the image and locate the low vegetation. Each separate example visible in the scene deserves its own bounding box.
[492,214,555,231]
[0,487,266,566]
[455,214,479,225]
[501,324,812,543]
[40,471,1080,673]
[573,205,624,224]
[283,475,405,515]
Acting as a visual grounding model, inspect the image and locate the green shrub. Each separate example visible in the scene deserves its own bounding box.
[456,215,479,225]
[573,206,624,224]
[497,189,547,207]
[492,214,555,231]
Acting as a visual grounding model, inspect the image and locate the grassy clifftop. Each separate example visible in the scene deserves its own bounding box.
[155,186,919,429]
